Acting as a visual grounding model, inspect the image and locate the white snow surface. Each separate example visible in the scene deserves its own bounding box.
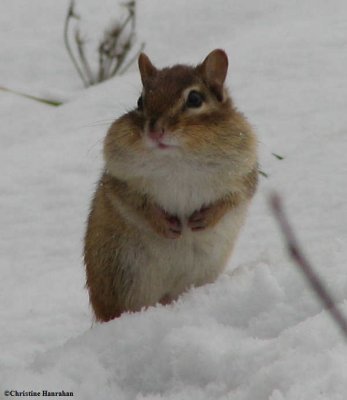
[1,0,347,399]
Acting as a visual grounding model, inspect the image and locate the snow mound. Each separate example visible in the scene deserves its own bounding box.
[3,266,347,399]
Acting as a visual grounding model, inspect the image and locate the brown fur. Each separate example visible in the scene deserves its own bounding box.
[84,49,258,321]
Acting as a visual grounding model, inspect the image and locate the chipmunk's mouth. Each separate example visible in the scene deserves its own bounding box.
[144,131,180,150]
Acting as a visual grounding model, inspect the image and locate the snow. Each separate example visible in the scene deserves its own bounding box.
[1,0,347,399]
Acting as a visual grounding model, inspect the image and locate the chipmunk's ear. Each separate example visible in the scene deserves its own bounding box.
[138,53,157,84]
[198,49,228,101]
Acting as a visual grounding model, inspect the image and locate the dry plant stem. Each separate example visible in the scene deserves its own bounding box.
[110,45,129,77]
[104,13,134,78]
[64,0,141,86]
[64,0,88,87]
[270,192,347,339]
[75,30,95,85]
[98,49,105,83]
[119,42,145,75]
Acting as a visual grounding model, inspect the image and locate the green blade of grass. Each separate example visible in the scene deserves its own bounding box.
[0,86,63,107]
[272,152,284,160]
[259,169,269,178]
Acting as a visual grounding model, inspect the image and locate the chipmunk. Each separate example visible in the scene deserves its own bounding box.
[84,49,258,322]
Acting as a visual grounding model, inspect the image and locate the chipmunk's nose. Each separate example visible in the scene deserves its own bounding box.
[148,118,165,141]
[148,129,164,142]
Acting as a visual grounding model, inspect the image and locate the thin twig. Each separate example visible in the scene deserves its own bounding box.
[63,0,88,87]
[118,42,145,75]
[110,40,131,77]
[75,29,95,84]
[269,192,347,339]
[117,12,133,38]
[104,14,133,78]
[98,45,105,83]
[109,1,137,77]
[64,0,142,86]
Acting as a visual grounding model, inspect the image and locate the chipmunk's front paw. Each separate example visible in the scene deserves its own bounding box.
[163,214,182,238]
[188,206,213,231]
[151,206,182,239]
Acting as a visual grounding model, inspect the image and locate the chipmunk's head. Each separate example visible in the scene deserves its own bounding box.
[136,49,232,152]
[104,50,257,179]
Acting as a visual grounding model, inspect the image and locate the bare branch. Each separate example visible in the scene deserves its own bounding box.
[75,29,95,84]
[109,38,132,77]
[118,42,145,75]
[63,0,143,87]
[269,192,347,339]
[63,0,88,87]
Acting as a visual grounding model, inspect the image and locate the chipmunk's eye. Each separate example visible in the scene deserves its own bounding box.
[186,90,204,108]
[137,95,143,111]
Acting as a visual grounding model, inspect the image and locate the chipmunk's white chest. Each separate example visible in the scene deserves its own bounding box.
[144,160,228,216]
